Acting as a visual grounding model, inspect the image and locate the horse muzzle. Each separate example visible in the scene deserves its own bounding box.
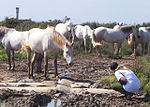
[68,30,72,33]
[68,62,73,66]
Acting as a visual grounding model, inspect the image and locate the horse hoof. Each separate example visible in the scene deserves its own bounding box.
[7,67,11,70]
[28,76,30,79]
[43,77,47,80]
[11,67,15,71]
[88,50,92,53]
[30,74,33,77]
[97,54,102,57]
[131,54,136,58]
[55,75,59,78]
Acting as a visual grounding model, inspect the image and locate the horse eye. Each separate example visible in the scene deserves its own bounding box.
[66,51,69,54]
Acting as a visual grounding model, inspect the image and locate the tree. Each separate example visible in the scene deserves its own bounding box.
[0,17,20,28]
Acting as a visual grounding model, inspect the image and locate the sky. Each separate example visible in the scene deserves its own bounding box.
[1,0,150,25]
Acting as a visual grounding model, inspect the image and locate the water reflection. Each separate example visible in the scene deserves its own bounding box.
[0,97,61,107]
[43,99,61,107]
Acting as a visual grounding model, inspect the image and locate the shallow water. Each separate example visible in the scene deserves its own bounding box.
[0,97,61,107]
[42,99,61,107]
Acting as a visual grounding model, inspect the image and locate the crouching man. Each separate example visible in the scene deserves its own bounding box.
[109,62,140,99]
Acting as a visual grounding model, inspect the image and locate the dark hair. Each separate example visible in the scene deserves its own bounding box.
[110,62,118,70]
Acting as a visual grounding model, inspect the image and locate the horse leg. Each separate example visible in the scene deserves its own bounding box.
[6,49,11,70]
[119,47,122,56]
[96,46,101,57]
[133,41,139,57]
[116,42,121,56]
[113,43,116,55]
[130,45,136,58]
[83,38,87,53]
[71,30,75,43]
[78,39,81,50]
[88,39,93,53]
[26,48,31,79]
[145,42,149,55]
[54,54,58,77]
[43,52,48,80]
[34,53,43,73]
[11,50,15,70]
[141,43,145,56]
[30,52,38,77]
[131,45,134,56]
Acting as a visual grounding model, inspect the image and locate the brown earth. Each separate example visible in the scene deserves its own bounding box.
[0,56,149,107]
[0,56,135,82]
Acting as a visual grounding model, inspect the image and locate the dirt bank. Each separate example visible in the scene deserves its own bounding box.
[0,56,149,107]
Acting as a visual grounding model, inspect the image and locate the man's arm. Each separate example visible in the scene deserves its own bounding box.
[119,77,127,85]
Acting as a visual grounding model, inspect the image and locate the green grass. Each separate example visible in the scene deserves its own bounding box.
[100,76,117,84]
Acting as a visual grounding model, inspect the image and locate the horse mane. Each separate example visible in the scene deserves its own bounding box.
[51,30,71,49]
[0,26,15,37]
[120,25,136,33]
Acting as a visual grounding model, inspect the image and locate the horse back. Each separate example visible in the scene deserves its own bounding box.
[23,28,56,53]
[145,27,150,32]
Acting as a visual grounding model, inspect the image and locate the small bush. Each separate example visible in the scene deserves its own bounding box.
[100,76,117,85]
[144,81,150,94]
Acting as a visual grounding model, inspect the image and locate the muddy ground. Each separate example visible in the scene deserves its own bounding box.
[0,56,149,107]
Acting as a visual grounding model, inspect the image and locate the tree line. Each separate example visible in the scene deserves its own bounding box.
[1,17,150,31]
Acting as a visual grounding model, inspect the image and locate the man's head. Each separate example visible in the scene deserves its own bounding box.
[110,62,118,71]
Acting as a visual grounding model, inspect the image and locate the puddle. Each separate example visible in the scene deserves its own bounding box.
[42,99,61,107]
[0,97,61,107]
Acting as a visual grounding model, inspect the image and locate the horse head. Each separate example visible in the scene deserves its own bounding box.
[65,20,72,33]
[0,26,15,39]
[128,33,136,45]
[63,42,74,66]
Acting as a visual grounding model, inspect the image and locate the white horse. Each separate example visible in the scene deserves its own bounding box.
[55,20,73,42]
[139,27,150,55]
[113,22,123,29]
[0,26,28,70]
[93,25,138,56]
[129,27,150,56]
[22,26,73,79]
[128,33,140,57]
[72,25,94,52]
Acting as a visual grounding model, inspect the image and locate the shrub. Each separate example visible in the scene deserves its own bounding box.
[100,76,117,85]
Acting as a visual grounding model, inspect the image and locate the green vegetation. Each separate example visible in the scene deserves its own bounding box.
[100,75,117,85]
[133,56,150,94]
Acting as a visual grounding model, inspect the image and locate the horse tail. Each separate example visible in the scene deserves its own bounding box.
[21,32,32,51]
[91,30,102,48]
